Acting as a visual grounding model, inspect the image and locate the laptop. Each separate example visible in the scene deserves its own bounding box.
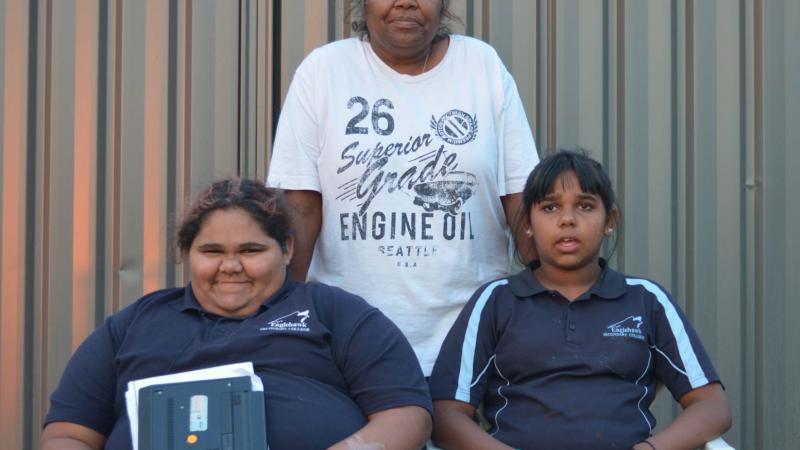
[137,376,268,450]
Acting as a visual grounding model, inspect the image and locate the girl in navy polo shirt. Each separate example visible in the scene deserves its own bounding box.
[429,150,731,450]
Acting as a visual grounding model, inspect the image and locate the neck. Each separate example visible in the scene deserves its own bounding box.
[368,37,443,75]
[533,260,602,301]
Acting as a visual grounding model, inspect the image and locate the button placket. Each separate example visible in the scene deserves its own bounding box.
[565,303,577,342]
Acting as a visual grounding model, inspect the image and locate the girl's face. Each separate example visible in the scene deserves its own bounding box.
[189,208,293,318]
[528,170,615,273]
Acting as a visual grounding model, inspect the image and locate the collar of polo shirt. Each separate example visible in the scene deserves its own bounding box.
[508,258,627,301]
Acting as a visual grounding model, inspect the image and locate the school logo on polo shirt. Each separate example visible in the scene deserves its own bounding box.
[603,315,645,341]
[259,310,311,333]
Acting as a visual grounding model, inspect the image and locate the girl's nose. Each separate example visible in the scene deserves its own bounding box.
[559,209,576,227]
[219,256,243,273]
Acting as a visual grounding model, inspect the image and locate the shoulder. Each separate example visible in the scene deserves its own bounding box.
[448,35,505,66]
[106,287,187,335]
[299,37,363,67]
[619,274,675,304]
[450,34,500,56]
[290,281,376,317]
[464,275,516,315]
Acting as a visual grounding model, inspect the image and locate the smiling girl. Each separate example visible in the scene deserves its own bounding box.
[428,150,731,450]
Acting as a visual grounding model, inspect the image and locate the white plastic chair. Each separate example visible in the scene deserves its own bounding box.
[704,436,735,450]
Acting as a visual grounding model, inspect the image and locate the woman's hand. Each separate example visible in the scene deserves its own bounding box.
[327,405,431,450]
[641,383,731,450]
[41,422,106,450]
[432,400,515,450]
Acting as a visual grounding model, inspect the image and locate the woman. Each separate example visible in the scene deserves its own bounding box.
[267,0,539,376]
[41,179,432,450]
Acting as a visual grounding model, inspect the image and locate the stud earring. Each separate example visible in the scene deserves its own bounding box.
[525,228,532,236]
[605,228,613,235]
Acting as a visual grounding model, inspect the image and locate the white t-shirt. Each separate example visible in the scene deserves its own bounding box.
[268,35,538,374]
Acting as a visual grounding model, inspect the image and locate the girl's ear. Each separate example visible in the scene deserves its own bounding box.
[605,206,619,234]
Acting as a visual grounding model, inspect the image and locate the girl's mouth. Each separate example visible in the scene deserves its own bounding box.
[556,237,580,252]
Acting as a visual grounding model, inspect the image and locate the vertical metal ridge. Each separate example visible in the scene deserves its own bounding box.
[535,0,543,142]
[166,0,179,287]
[182,0,193,186]
[465,0,474,37]
[752,0,764,445]
[183,0,193,201]
[546,0,556,150]
[602,0,609,169]
[261,0,270,170]
[237,0,245,174]
[270,0,280,141]
[38,0,54,424]
[684,0,695,319]
[327,0,336,42]
[23,1,40,447]
[112,0,122,312]
[737,0,749,445]
[95,0,109,324]
[670,0,679,296]
[481,0,489,40]
[615,0,625,271]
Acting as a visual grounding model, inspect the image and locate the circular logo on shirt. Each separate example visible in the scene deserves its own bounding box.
[431,110,478,145]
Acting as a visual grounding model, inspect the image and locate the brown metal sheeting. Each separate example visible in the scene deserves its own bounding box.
[1,1,797,448]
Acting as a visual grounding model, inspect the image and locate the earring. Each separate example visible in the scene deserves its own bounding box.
[525,228,532,236]
[605,228,613,236]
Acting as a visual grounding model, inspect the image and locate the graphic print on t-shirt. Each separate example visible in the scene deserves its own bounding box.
[336,96,479,268]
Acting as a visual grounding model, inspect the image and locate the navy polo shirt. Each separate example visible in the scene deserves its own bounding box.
[429,262,721,450]
[45,281,432,450]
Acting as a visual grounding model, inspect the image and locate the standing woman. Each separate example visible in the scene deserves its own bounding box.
[267,0,539,376]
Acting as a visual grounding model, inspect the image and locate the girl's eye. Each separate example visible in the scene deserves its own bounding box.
[578,203,594,211]
[542,204,558,212]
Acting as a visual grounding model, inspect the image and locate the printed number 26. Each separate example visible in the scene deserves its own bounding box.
[346,97,394,136]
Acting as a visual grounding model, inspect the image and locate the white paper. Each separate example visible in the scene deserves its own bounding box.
[125,361,263,450]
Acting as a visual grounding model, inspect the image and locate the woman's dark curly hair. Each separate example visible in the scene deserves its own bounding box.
[176,179,292,256]
[349,0,458,42]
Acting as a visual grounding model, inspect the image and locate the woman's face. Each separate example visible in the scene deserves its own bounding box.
[189,207,293,318]
[364,0,442,56]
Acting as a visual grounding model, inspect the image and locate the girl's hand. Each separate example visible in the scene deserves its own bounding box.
[644,383,731,450]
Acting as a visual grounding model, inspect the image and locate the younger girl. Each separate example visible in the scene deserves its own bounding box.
[428,150,730,450]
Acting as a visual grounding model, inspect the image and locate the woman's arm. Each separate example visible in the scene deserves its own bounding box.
[41,422,106,450]
[285,190,322,281]
[432,400,514,450]
[328,406,431,450]
[501,193,537,263]
[633,383,731,450]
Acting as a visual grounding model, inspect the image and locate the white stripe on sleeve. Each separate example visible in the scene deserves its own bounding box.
[626,278,709,388]
[455,279,509,402]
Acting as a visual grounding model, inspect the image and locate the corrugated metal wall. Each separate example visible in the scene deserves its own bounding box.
[0,1,796,448]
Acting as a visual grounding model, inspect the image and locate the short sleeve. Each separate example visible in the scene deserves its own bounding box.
[44,319,119,436]
[429,279,507,406]
[266,51,324,192]
[644,282,722,402]
[332,297,432,416]
[497,64,538,196]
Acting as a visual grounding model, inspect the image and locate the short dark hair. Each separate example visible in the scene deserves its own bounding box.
[514,149,621,263]
[176,179,292,256]
[349,0,458,41]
